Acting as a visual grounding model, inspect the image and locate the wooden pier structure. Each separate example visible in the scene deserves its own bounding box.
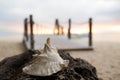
[23,15,93,51]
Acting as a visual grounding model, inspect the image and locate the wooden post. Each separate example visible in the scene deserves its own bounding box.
[55,19,60,35]
[68,19,71,39]
[24,18,28,41]
[89,18,92,46]
[29,15,34,50]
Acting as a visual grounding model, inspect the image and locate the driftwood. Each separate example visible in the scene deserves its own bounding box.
[0,50,98,80]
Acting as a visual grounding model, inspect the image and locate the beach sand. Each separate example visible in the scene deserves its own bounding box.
[0,40,26,61]
[0,40,120,80]
[68,41,120,80]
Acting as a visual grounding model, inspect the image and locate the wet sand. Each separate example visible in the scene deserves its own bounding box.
[0,40,120,80]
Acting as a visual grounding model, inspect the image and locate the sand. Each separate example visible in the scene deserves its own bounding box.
[0,40,25,61]
[68,41,120,80]
[0,40,120,80]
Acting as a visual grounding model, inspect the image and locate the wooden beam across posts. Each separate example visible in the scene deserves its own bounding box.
[24,18,28,41]
[29,15,34,50]
[68,19,71,39]
[88,18,93,47]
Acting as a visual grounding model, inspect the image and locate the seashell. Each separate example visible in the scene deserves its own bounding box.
[23,38,69,76]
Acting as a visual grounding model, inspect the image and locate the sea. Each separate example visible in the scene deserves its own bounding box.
[0,23,120,42]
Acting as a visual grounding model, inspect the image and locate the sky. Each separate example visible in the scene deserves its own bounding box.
[0,0,120,39]
[0,0,120,24]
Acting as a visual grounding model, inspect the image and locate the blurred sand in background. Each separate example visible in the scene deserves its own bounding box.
[0,40,25,61]
[68,42,120,80]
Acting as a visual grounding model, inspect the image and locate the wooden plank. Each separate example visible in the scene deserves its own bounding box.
[59,47,93,51]
[24,35,94,51]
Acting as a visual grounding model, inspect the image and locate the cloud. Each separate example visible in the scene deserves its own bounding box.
[0,0,120,24]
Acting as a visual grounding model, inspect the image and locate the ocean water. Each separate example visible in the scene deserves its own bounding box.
[0,24,120,42]
[0,28,23,41]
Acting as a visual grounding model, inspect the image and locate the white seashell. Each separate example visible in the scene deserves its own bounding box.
[23,38,69,76]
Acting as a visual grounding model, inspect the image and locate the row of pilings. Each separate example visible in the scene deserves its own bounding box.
[23,15,93,50]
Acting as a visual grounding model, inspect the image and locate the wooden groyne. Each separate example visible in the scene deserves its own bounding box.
[23,15,93,51]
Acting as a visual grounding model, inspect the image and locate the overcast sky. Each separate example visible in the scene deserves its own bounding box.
[0,0,120,24]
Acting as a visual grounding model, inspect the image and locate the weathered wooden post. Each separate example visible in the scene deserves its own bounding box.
[29,15,34,50]
[68,19,71,39]
[24,18,28,41]
[55,19,60,35]
[89,18,92,46]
